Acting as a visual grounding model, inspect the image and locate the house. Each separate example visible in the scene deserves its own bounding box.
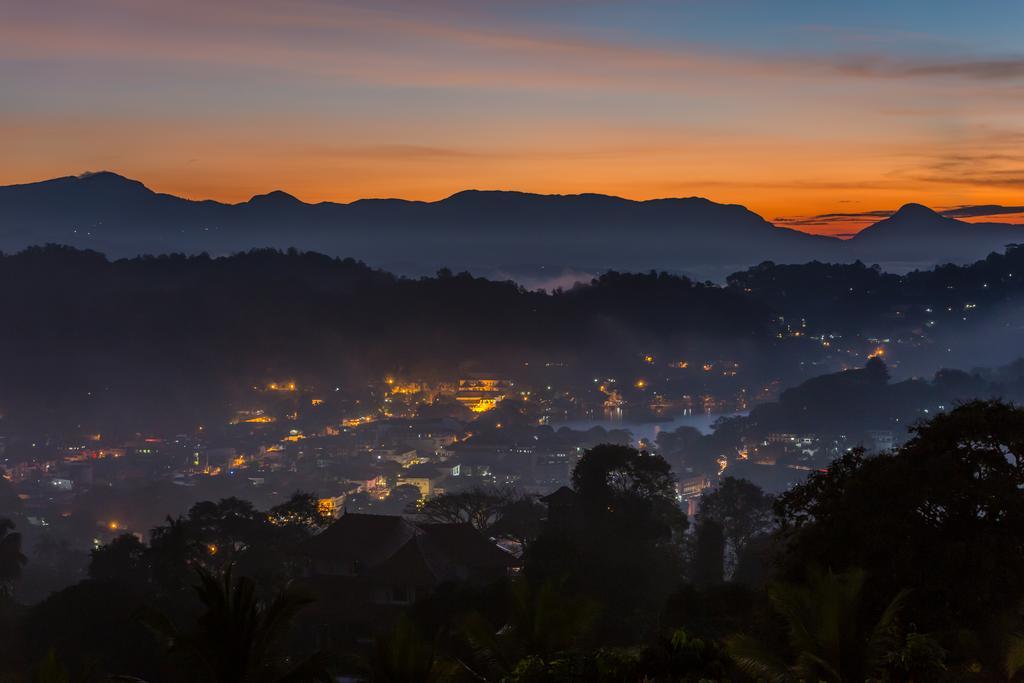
[397,463,448,499]
[294,513,517,644]
[539,486,580,529]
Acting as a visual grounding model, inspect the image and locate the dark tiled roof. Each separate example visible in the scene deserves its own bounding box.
[540,486,578,504]
[370,538,441,587]
[418,522,516,571]
[298,513,416,566]
[297,514,516,580]
[401,463,447,478]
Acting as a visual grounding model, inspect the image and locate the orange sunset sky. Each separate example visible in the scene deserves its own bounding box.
[2,0,1023,236]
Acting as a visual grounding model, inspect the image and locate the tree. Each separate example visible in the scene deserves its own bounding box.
[775,400,1024,669]
[454,578,600,679]
[726,568,918,682]
[268,491,332,530]
[0,478,22,516]
[148,515,202,593]
[0,518,27,600]
[416,488,545,552]
[690,519,725,587]
[366,613,455,682]
[21,579,159,681]
[147,499,294,594]
[489,496,546,552]
[31,533,88,592]
[32,649,70,683]
[863,355,890,384]
[527,445,687,642]
[696,477,774,578]
[570,444,686,542]
[416,487,510,530]
[143,566,332,682]
[89,533,149,586]
[186,498,269,565]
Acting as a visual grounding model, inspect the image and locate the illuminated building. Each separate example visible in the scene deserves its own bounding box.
[397,463,447,499]
[678,475,712,517]
[455,377,512,413]
[318,495,345,519]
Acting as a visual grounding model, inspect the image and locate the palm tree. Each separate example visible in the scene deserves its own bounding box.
[726,568,910,682]
[455,578,600,680]
[366,613,458,682]
[143,565,332,682]
[0,518,27,600]
[1004,632,1024,681]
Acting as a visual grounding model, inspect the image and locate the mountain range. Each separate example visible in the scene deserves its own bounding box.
[1,171,1021,274]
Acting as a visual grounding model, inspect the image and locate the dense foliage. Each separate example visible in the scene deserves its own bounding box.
[0,245,771,435]
[4,404,1024,680]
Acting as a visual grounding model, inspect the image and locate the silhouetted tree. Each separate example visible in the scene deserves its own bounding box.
[416,487,511,529]
[696,477,774,577]
[776,400,1024,669]
[21,579,158,680]
[726,568,919,682]
[690,519,725,586]
[149,515,201,594]
[89,533,149,586]
[454,578,600,679]
[366,613,454,682]
[489,496,546,553]
[0,518,26,600]
[527,445,686,642]
[143,566,332,682]
[571,444,686,542]
[268,491,332,530]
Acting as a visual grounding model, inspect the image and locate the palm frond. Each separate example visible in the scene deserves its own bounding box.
[724,633,792,682]
[1005,632,1024,680]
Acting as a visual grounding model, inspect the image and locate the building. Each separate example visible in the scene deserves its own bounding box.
[866,429,895,453]
[294,513,517,644]
[455,377,513,413]
[539,486,580,529]
[397,463,448,499]
[678,474,712,517]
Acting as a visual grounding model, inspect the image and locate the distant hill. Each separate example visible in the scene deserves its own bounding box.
[847,203,1024,263]
[0,245,776,434]
[1,172,1021,271]
[0,172,836,271]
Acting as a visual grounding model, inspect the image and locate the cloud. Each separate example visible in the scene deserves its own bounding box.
[884,134,1024,191]
[7,1,1024,95]
[773,210,894,227]
[837,56,1024,81]
[777,204,1024,229]
[304,144,493,161]
[941,205,1024,219]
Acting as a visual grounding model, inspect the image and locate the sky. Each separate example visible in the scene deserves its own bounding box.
[2,0,1023,235]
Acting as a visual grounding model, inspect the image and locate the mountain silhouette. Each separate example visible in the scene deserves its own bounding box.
[847,202,1024,263]
[1,172,1020,272]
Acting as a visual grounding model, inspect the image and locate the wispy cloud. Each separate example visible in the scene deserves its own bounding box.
[776,204,1024,230]
[304,144,494,161]
[774,210,895,228]
[942,204,1024,219]
[837,56,1024,81]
